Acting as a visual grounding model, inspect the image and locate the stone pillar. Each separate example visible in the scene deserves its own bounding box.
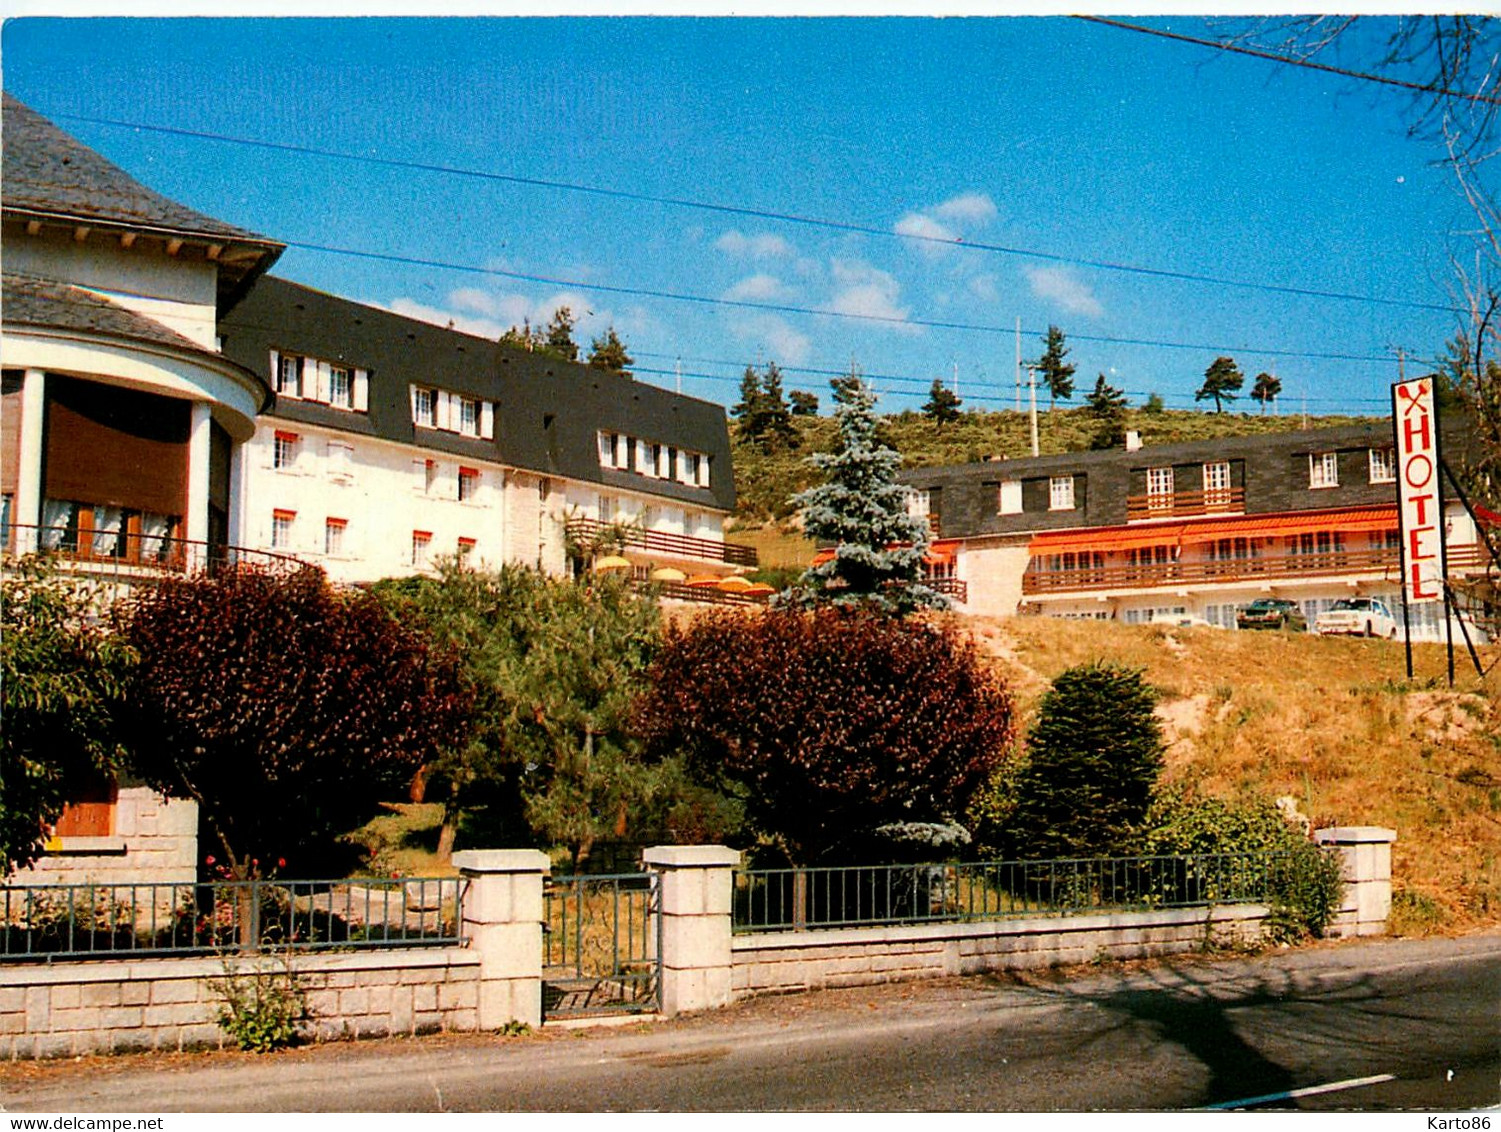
[14,368,46,550]
[643,845,739,1017]
[185,402,213,546]
[1314,826,1396,938]
[454,849,549,1030]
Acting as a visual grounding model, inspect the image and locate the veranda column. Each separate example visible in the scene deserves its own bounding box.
[13,368,46,551]
[453,849,549,1029]
[643,845,739,1017]
[185,401,212,547]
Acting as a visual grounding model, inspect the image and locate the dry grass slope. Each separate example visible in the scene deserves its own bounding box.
[967,616,1501,936]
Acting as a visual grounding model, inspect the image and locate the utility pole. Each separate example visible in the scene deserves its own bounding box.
[1027,364,1040,457]
[675,356,682,394]
[952,360,959,398]
[1015,318,1022,412]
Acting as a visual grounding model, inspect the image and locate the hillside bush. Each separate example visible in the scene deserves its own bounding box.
[636,608,1015,865]
[1001,662,1163,858]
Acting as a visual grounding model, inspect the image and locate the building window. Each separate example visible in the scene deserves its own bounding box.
[1310,451,1340,488]
[458,466,479,502]
[1049,475,1075,511]
[1369,447,1396,484]
[324,518,346,557]
[457,537,476,562]
[413,387,436,428]
[998,480,1023,515]
[271,510,295,550]
[411,530,432,569]
[1203,461,1231,505]
[598,431,618,469]
[906,489,931,519]
[458,397,480,437]
[273,431,299,471]
[329,366,353,409]
[1147,466,1174,510]
[276,355,302,397]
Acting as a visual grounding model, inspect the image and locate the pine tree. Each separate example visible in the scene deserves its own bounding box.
[498,319,538,353]
[1003,662,1164,858]
[543,307,580,362]
[587,326,634,376]
[1196,356,1244,413]
[760,361,797,449]
[1085,373,1128,450]
[783,377,944,615]
[789,390,820,417]
[1251,371,1282,415]
[922,379,963,426]
[1142,391,1166,415]
[1032,325,1077,410]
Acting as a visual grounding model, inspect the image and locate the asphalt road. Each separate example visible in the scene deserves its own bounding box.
[3,932,1498,1112]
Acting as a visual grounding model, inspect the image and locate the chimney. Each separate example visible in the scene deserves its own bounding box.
[1125,430,1142,452]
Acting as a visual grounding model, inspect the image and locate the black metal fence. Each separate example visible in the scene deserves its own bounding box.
[735,852,1306,933]
[0,877,463,961]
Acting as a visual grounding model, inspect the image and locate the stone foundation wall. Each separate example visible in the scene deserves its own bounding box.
[0,948,481,1060]
[731,905,1269,998]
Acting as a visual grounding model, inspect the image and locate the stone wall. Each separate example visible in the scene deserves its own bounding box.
[21,787,197,888]
[0,948,481,1060]
[731,905,1269,998]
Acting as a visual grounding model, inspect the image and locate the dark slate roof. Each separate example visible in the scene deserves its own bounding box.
[2,94,271,243]
[218,276,737,511]
[2,95,283,314]
[6,270,210,354]
[3,272,272,408]
[901,422,1414,540]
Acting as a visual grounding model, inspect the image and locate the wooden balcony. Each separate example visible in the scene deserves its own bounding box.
[1126,488,1245,522]
[567,518,757,567]
[927,575,968,603]
[1023,542,1490,596]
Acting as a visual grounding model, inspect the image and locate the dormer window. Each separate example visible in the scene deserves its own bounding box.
[276,355,302,397]
[272,352,367,411]
[410,386,493,438]
[413,387,436,428]
[329,366,353,409]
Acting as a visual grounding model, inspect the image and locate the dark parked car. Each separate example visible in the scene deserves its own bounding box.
[1236,598,1306,631]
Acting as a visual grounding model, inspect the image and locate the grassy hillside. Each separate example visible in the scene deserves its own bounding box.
[972,616,1501,936]
[730,406,1381,527]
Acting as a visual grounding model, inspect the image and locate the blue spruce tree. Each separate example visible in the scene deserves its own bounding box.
[782,377,945,614]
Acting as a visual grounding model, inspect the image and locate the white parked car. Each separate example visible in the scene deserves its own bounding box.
[1314,597,1398,639]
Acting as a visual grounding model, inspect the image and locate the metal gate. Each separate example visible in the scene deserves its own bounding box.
[542,871,660,1020]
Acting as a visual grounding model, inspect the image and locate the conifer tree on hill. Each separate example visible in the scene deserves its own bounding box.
[783,377,945,615]
[1033,325,1077,410]
[922,378,963,426]
[1197,355,1244,414]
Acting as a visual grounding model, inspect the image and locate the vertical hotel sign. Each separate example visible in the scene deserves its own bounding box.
[1392,377,1446,605]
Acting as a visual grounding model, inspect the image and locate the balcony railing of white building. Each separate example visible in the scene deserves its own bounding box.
[566,517,758,567]
[2,524,308,587]
[1022,542,1489,596]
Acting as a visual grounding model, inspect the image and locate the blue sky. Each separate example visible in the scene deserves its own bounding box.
[2,16,1477,417]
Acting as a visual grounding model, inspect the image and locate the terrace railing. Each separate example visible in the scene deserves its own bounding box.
[734,853,1302,933]
[0,877,463,962]
[566,518,758,567]
[2,525,307,588]
[1126,488,1245,522]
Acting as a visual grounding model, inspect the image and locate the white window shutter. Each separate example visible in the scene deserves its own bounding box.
[598,432,612,466]
[269,350,280,388]
[698,457,710,488]
[615,434,627,467]
[437,392,452,432]
[636,439,650,475]
[480,401,495,440]
[353,369,369,412]
[409,385,419,422]
[309,361,325,404]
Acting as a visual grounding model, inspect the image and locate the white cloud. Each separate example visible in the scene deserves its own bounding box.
[1024,266,1104,318]
[894,211,958,253]
[933,192,999,224]
[726,312,811,365]
[383,287,612,343]
[968,273,1001,303]
[828,259,916,333]
[715,229,796,259]
[449,288,502,317]
[386,298,506,340]
[723,273,792,302]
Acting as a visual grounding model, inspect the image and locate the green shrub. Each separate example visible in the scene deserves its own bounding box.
[207,950,309,1053]
[1138,789,1343,942]
[1002,662,1163,858]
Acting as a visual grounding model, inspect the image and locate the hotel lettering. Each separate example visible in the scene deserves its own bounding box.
[1392,377,1445,605]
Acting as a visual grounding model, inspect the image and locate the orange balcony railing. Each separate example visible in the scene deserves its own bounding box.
[1126,488,1245,522]
[2,524,308,585]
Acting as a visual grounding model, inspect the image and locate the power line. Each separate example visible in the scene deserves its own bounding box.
[1078,16,1501,106]
[286,236,1400,364]
[51,110,1457,316]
